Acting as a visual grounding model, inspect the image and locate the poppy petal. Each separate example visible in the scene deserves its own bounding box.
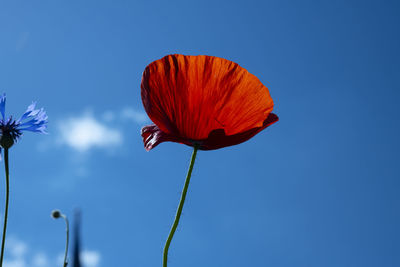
[141,124,181,151]
[141,113,278,151]
[197,112,279,150]
[141,55,274,141]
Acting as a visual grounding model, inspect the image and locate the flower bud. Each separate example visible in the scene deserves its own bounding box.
[51,210,62,219]
[0,132,14,149]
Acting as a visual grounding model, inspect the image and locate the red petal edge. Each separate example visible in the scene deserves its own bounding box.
[141,113,279,151]
[141,124,180,151]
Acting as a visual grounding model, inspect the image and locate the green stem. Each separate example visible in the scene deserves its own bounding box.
[163,146,199,267]
[61,214,69,267]
[0,148,10,267]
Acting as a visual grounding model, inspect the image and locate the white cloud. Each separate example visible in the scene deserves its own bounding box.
[16,32,29,52]
[102,110,115,122]
[4,236,101,267]
[32,253,49,267]
[56,253,65,266]
[57,250,101,267]
[121,107,148,124]
[4,258,26,267]
[4,237,28,267]
[81,250,101,267]
[6,237,28,259]
[58,113,122,152]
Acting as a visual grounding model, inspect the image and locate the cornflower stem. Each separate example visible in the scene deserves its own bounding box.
[61,214,69,267]
[163,146,198,267]
[0,148,10,267]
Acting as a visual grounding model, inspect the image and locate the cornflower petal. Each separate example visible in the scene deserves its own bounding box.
[18,116,48,133]
[35,108,48,122]
[0,94,5,120]
[18,124,47,133]
[0,93,48,147]
[17,102,38,123]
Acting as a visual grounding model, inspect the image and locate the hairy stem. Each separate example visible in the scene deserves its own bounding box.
[62,214,69,267]
[0,148,10,267]
[163,146,199,267]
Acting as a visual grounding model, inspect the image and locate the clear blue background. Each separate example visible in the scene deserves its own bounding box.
[0,0,399,266]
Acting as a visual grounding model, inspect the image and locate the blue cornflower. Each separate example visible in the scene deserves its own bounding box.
[0,93,48,150]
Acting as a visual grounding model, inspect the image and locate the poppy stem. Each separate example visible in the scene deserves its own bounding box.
[163,146,199,267]
[51,210,70,267]
[0,148,10,267]
[61,214,69,267]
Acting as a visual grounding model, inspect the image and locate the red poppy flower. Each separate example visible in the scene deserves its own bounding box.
[141,54,278,151]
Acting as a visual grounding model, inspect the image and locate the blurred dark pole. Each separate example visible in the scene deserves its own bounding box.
[72,209,82,267]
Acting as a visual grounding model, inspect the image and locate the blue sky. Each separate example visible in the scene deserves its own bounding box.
[0,0,399,266]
